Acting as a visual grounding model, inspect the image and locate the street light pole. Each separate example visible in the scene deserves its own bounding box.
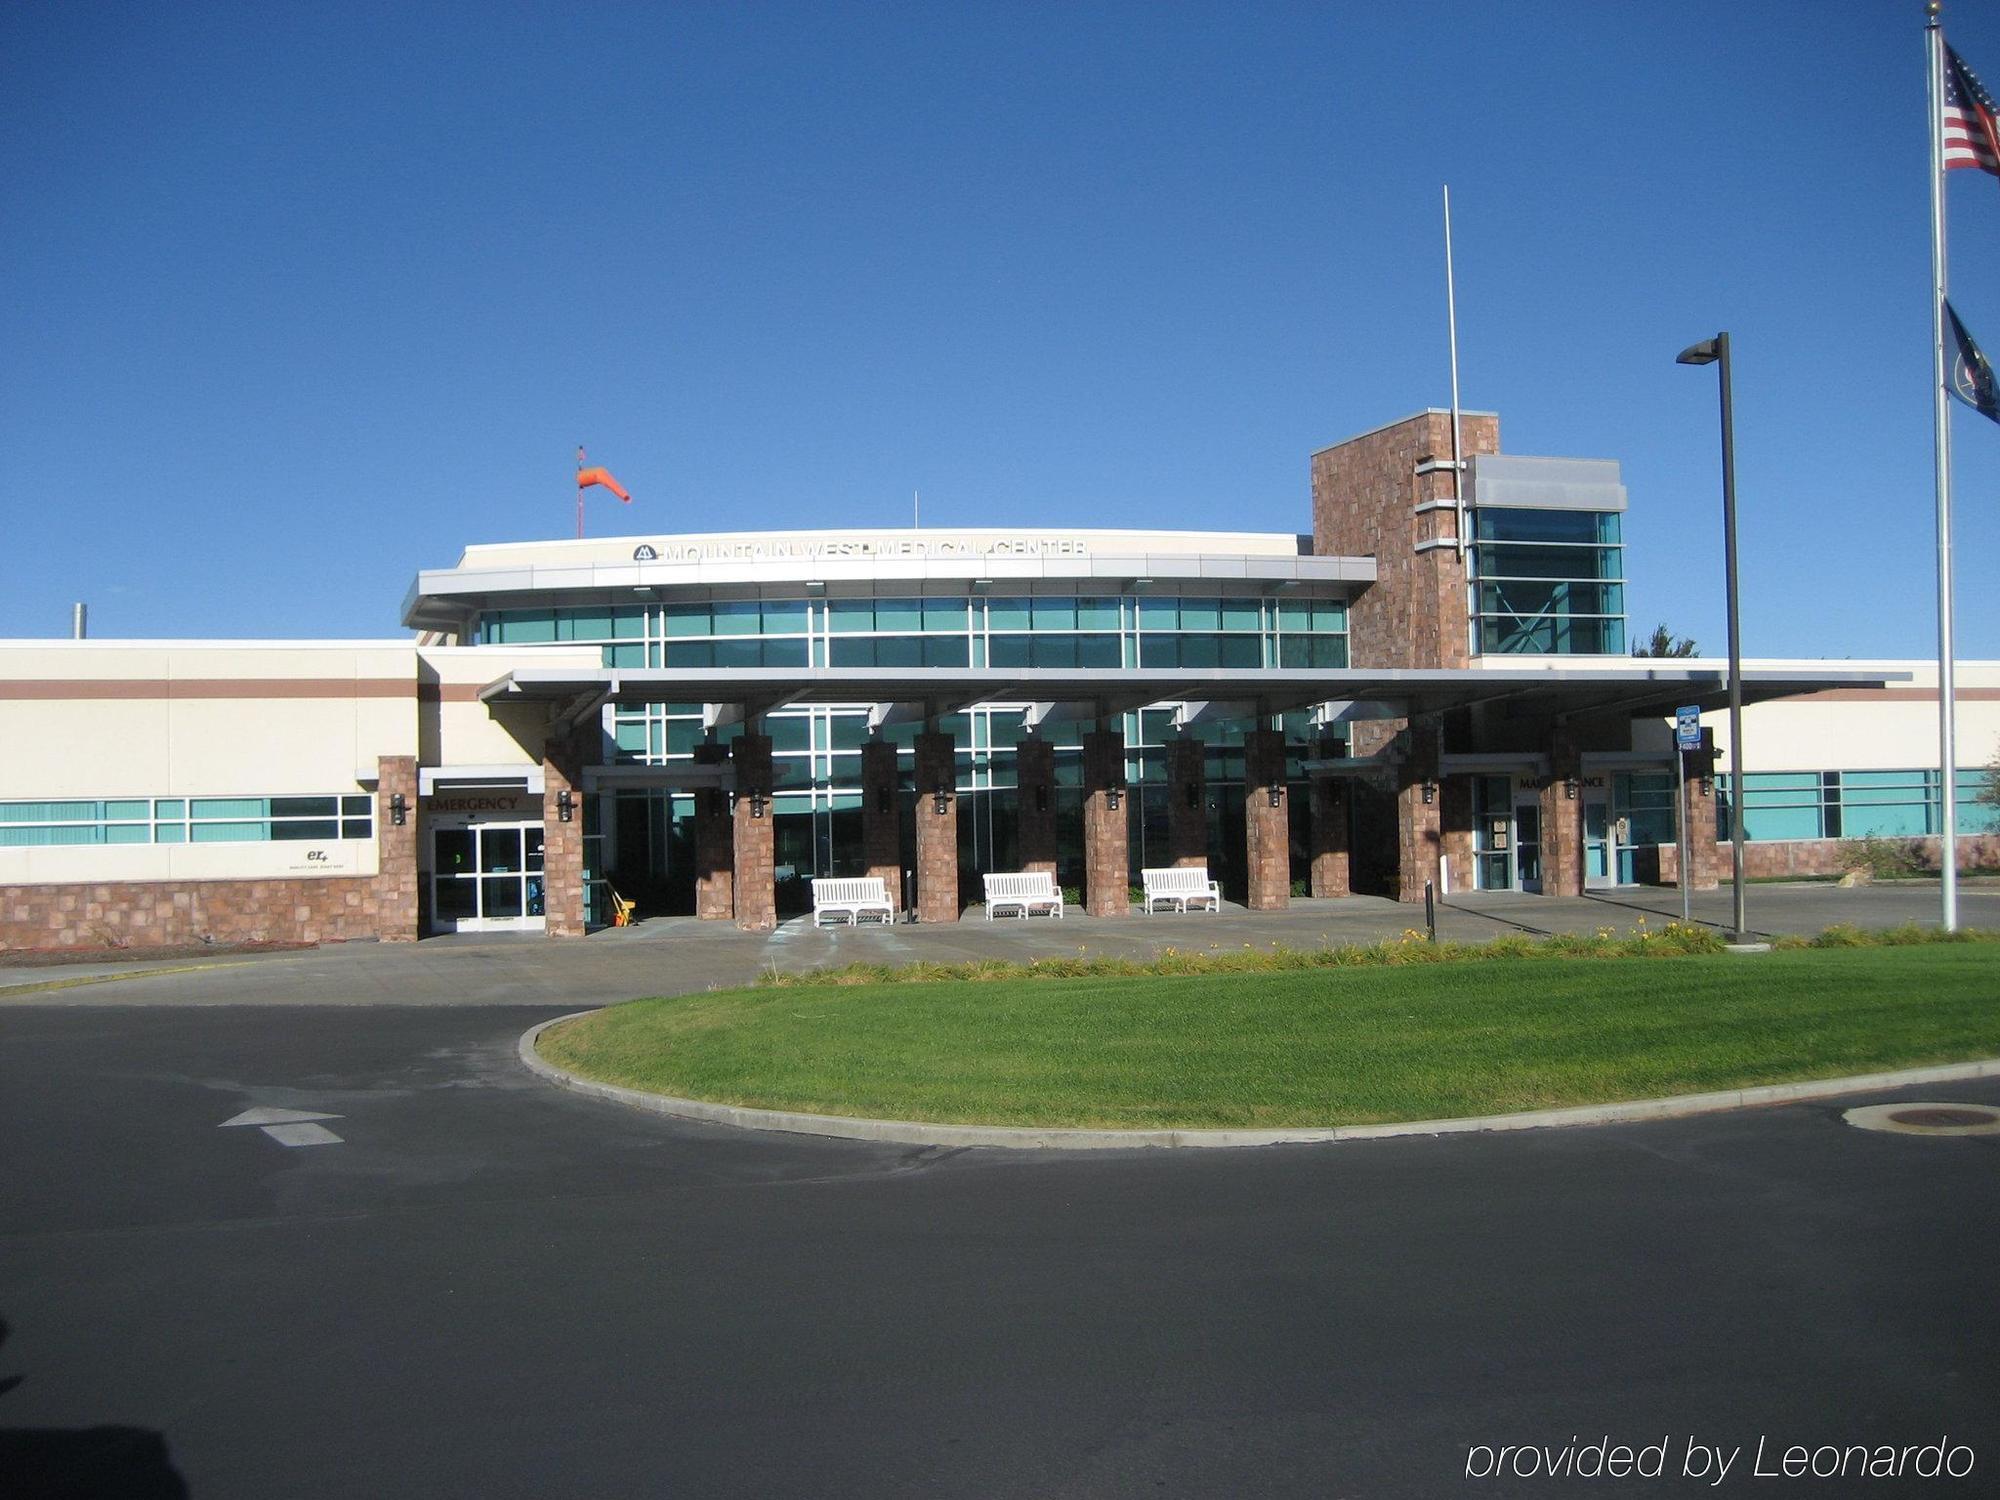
[1677,332,1749,944]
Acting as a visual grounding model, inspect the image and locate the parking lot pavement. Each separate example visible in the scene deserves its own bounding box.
[3,880,1993,1009]
[1,1002,1996,1499]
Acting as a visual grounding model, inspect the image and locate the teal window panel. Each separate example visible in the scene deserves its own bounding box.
[341,795,371,817]
[611,605,648,638]
[709,639,763,669]
[505,610,559,643]
[614,721,647,753]
[1074,596,1120,631]
[1278,638,1311,668]
[1311,600,1348,632]
[1076,634,1121,668]
[1219,637,1259,670]
[761,639,809,668]
[1031,598,1077,631]
[339,818,370,839]
[1137,598,1178,631]
[1176,635,1220,669]
[0,800,98,822]
[563,607,614,640]
[104,799,148,820]
[1144,637,1181,669]
[192,822,267,842]
[828,599,874,633]
[989,636,1033,669]
[0,825,90,845]
[1747,773,1826,792]
[192,798,264,818]
[1476,544,1622,581]
[922,637,970,668]
[922,599,968,630]
[667,641,714,667]
[828,714,872,752]
[986,597,1032,631]
[664,604,712,638]
[873,637,923,669]
[829,638,876,668]
[1221,598,1260,632]
[1312,636,1348,668]
[1842,804,1930,838]
[155,824,186,844]
[767,716,812,753]
[1475,509,1620,545]
[1029,636,1078,668]
[874,598,922,633]
[1277,599,1309,631]
[665,720,703,756]
[762,599,810,634]
[986,713,1025,751]
[603,643,647,668]
[711,602,762,637]
[1177,598,1220,632]
[154,799,186,819]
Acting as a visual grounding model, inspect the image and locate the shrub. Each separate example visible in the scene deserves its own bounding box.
[1835,836,1922,880]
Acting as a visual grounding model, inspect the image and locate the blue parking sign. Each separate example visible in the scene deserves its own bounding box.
[1675,705,1702,751]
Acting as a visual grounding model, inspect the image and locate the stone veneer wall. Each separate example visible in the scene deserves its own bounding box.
[692,742,734,920]
[731,734,778,932]
[1081,728,1130,917]
[540,728,588,939]
[1659,833,2000,883]
[0,753,423,951]
[1242,729,1290,909]
[913,731,959,922]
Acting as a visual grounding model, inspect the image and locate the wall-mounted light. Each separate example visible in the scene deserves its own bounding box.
[389,792,408,827]
[1268,784,1284,809]
[1563,777,1579,801]
[750,791,766,819]
[1106,785,1123,812]
[1420,780,1437,806]
[556,789,575,823]
[933,783,950,815]
[1035,784,1049,813]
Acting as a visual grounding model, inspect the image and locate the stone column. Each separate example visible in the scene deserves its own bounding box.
[731,734,776,932]
[913,730,959,923]
[860,739,904,911]
[1165,737,1207,867]
[692,741,734,920]
[374,754,420,940]
[1538,728,1585,898]
[1394,720,1444,904]
[1440,773,1476,895]
[541,725,589,938]
[1309,776,1351,897]
[1014,734,1058,876]
[1081,727,1129,916]
[1679,741,1722,892]
[1243,727,1291,910]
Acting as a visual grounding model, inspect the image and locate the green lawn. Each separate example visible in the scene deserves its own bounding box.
[538,946,2000,1130]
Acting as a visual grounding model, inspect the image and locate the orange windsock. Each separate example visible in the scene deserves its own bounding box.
[576,467,631,502]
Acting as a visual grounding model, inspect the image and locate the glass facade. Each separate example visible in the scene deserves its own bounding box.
[0,796,374,846]
[1716,769,2000,841]
[479,591,1348,674]
[1470,509,1625,655]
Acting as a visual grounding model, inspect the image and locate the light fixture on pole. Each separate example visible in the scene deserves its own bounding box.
[1676,332,1749,945]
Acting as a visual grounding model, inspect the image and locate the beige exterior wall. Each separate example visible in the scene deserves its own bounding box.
[1701,661,2000,773]
[417,645,599,768]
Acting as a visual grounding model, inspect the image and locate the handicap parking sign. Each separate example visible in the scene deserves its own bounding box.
[1675,705,1702,751]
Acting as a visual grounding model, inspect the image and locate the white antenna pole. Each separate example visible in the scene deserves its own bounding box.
[1444,184,1467,562]
[1926,4,1960,930]
[914,489,920,529]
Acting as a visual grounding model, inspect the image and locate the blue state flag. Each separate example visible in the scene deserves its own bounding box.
[1945,300,2000,425]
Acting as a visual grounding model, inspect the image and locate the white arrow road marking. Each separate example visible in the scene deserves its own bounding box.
[220,1106,345,1146]
[219,1107,342,1128]
[258,1122,344,1147]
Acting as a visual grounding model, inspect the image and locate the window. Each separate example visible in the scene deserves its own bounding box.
[0,795,374,846]
[1472,508,1626,655]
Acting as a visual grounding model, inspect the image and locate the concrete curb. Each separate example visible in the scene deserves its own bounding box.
[517,1013,2000,1151]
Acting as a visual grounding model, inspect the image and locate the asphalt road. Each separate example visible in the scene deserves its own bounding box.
[2,1000,1997,1498]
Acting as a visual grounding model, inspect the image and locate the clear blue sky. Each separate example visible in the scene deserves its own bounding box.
[3,1,1994,658]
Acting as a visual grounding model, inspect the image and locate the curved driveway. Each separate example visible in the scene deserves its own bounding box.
[3,890,1997,1497]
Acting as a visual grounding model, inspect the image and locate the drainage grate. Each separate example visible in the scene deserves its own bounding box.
[1844,1102,2000,1138]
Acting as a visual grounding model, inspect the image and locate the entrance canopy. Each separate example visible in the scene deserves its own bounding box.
[477,663,1901,724]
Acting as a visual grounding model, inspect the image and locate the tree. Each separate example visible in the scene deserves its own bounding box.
[1983,744,2000,812]
[1632,623,1699,658]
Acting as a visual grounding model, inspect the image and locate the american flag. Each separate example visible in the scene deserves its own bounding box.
[1944,43,2000,176]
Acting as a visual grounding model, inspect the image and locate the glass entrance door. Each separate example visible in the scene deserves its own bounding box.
[432,821,546,932]
[1582,789,1616,889]
[1514,799,1543,893]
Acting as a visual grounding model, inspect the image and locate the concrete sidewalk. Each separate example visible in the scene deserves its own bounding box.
[2,880,1992,1008]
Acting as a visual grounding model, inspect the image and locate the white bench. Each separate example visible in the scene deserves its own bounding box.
[1141,866,1221,914]
[982,871,1065,920]
[811,876,896,927]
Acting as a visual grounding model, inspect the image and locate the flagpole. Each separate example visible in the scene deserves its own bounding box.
[1443,184,1466,562]
[1927,3,1961,931]
[577,444,588,540]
